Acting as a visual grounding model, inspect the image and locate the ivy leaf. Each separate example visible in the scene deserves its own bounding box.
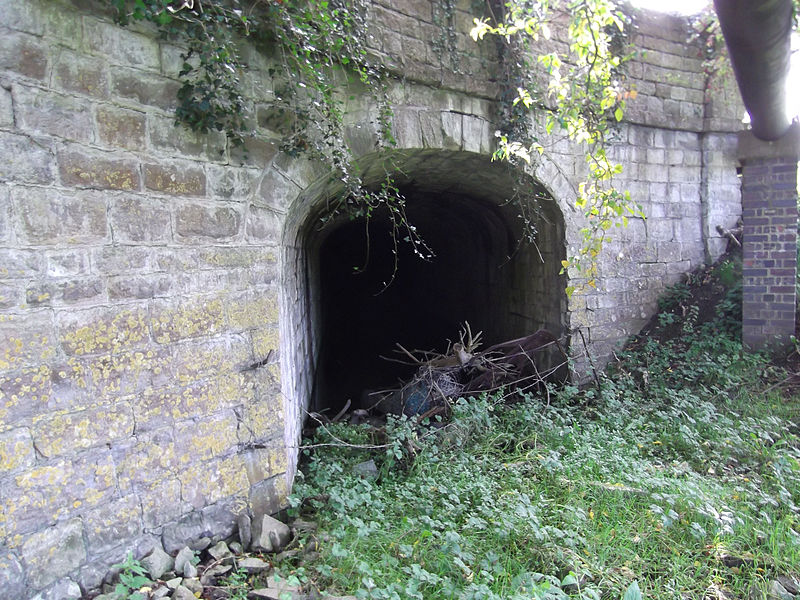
[614,106,624,121]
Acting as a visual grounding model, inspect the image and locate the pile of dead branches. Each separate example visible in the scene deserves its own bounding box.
[363,324,569,418]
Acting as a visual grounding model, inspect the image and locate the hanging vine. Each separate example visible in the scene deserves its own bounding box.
[471,0,642,295]
[110,0,432,262]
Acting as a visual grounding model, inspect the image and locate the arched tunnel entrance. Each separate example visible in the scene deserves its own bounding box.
[297,153,569,415]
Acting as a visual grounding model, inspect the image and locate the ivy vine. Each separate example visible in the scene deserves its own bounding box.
[111,0,430,264]
[472,0,642,295]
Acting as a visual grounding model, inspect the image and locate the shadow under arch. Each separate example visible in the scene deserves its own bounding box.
[280,149,568,431]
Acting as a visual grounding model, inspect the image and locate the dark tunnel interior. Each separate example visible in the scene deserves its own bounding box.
[313,190,521,413]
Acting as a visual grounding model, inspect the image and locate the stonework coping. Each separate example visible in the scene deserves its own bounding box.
[738,121,800,161]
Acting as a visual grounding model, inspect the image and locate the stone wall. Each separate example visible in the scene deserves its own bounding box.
[0,1,287,596]
[0,0,745,597]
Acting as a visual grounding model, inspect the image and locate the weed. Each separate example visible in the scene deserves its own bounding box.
[110,552,152,600]
[283,252,800,599]
[220,568,249,600]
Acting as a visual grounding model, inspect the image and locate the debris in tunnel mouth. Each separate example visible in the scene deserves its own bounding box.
[361,324,569,417]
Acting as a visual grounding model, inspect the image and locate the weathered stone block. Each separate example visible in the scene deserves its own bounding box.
[0,31,48,80]
[206,165,259,200]
[151,296,225,344]
[0,364,54,428]
[170,338,241,382]
[108,274,172,300]
[174,202,241,242]
[0,311,57,372]
[110,195,171,243]
[133,381,214,431]
[110,66,181,111]
[83,349,154,399]
[0,549,26,599]
[12,85,93,143]
[242,445,287,486]
[161,511,207,554]
[92,246,151,275]
[42,2,85,45]
[218,371,257,407]
[441,111,462,150]
[57,305,149,356]
[23,282,58,309]
[230,136,279,168]
[52,50,109,97]
[13,187,108,245]
[83,494,143,556]
[0,86,12,128]
[84,19,160,69]
[0,0,46,34]
[0,426,36,475]
[0,132,55,184]
[142,478,187,530]
[57,277,105,305]
[148,115,227,162]
[227,292,279,331]
[113,427,180,493]
[241,397,283,442]
[174,411,240,463]
[244,205,281,244]
[179,454,249,509]
[32,401,134,458]
[59,146,140,191]
[20,518,85,589]
[96,105,146,150]
[257,168,302,212]
[144,163,206,197]
[249,476,289,528]
[7,451,116,535]
[251,327,280,361]
[0,280,25,310]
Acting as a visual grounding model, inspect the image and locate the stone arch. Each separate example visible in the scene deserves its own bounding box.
[268,108,574,473]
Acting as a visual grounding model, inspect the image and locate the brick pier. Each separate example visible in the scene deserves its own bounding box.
[740,123,800,349]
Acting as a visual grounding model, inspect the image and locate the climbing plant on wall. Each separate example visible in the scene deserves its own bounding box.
[111,0,431,262]
[471,0,642,295]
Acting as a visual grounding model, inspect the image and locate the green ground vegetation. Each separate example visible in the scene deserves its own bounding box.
[277,253,800,599]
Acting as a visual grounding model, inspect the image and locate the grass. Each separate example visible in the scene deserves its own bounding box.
[280,255,800,600]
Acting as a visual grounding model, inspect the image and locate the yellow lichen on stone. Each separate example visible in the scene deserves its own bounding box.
[179,454,249,508]
[85,351,150,397]
[61,309,148,356]
[116,435,179,491]
[241,397,283,440]
[0,433,34,471]
[227,295,279,331]
[32,402,134,457]
[0,320,56,370]
[217,372,254,403]
[267,446,288,473]
[0,365,53,429]
[153,298,225,344]
[251,327,279,359]
[176,412,239,462]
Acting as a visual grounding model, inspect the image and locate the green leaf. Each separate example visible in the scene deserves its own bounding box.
[561,573,579,586]
[623,581,643,600]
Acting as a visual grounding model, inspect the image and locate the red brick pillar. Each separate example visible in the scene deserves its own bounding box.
[739,123,800,349]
